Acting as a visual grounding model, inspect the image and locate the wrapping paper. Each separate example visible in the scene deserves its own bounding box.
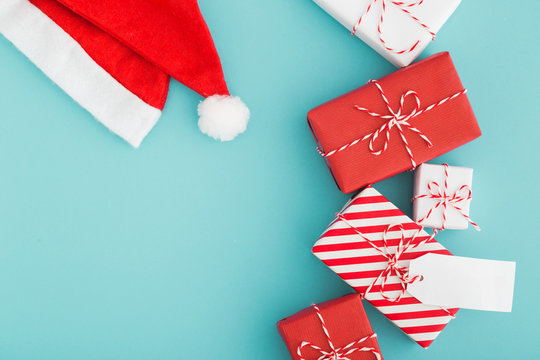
[313,0,461,67]
[277,294,382,360]
[308,52,481,194]
[413,163,474,229]
[312,186,458,348]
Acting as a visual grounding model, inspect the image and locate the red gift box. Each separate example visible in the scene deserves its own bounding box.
[312,186,459,348]
[308,52,481,193]
[277,294,382,360]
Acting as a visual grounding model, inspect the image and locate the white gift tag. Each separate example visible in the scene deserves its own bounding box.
[407,253,516,312]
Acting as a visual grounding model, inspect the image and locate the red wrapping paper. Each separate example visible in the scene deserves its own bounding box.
[277,294,382,360]
[308,52,481,193]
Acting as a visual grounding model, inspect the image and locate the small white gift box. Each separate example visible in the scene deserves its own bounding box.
[413,163,479,230]
[313,0,461,67]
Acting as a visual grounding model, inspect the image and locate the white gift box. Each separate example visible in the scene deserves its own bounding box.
[413,163,475,230]
[313,0,461,67]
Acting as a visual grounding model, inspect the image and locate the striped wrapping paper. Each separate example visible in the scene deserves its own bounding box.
[312,186,458,348]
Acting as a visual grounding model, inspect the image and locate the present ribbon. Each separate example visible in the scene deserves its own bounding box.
[352,0,436,55]
[336,214,455,317]
[412,163,481,230]
[317,79,468,169]
[297,303,381,360]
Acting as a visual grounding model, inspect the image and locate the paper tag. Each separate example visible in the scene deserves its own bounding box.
[407,253,516,312]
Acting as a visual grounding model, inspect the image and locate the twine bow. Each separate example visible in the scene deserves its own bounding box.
[336,214,455,317]
[355,79,432,168]
[297,304,381,360]
[352,0,436,55]
[412,163,480,231]
[338,215,430,302]
[317,80,468,170]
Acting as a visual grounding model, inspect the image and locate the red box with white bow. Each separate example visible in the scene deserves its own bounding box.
[277,294,383,360]
[308,52,481,194]
[312,186,459,348]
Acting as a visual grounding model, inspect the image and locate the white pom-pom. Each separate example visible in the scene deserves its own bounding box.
[197,95,250,141]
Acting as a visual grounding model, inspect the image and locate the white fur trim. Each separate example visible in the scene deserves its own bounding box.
[0,0,162,148]
[198,95,250,141]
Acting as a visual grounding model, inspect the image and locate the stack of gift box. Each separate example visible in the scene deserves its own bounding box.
[276,1,515,359]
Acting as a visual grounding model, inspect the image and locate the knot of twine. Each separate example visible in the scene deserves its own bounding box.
[318,79,467,170]
[412,163,480,231]
[336,214,455,318]
[297,303,381,360]
[352,0,436,55]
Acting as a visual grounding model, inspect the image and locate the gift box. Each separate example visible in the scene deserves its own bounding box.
[313,0,461,67]
[312,186,459,348]
[308,52,481,194]
[413,163,479,230]
[277,294,382,360]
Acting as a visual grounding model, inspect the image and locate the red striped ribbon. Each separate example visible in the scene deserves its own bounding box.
[317,80,467,169]
[412,163,481,231]
[351,0,436,55]
[297,304,381,360]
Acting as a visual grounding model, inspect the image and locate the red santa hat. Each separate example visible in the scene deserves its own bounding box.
[0,0,250,147]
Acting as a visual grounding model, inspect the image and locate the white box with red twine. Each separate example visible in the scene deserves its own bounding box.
[313,0,461,67]
[413,163,479,231]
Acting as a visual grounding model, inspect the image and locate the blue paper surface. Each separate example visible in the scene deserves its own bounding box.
[0,0,538,358]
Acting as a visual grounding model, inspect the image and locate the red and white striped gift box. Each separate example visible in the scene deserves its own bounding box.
[312,186,458,348]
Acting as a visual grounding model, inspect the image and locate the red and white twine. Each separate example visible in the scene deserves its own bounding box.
[351,0,435,55]
[297,303,381,360]
[412,163,480,231]
[336,214,455,317]
[317,80,467,169]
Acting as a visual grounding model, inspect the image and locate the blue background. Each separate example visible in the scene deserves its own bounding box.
[0,0,538,359]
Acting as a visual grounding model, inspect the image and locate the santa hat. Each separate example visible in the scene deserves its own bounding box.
[0,0,250,147]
